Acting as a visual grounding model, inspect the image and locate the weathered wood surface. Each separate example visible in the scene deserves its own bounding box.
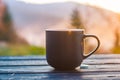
[1,54,120,80]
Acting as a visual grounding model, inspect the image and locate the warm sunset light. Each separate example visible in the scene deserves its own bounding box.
[18,0,120,13]
[68,30,72,35]
[2,1,120,78]
[1,0,120,55]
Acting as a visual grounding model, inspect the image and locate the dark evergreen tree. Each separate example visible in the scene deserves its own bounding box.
[0,6,17,43]
[0,6,28,44]
[71,8,84,29]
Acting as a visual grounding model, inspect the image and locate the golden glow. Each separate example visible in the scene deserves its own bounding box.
[68,30,72,35]
[18,0,120,13]
[78,0,120,13]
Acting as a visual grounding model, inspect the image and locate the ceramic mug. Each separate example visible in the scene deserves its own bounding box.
[46,29,100,70]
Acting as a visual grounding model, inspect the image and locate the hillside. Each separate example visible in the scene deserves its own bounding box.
[3,0,120,52]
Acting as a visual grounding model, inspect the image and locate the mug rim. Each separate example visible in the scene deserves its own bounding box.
[46,29,84,31]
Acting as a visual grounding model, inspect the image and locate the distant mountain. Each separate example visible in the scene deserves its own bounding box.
[4,0,76,27]
[3,0,120,52]
[3,0,79,46]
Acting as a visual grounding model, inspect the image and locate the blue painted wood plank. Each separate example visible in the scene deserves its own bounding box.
[0,54,120,80]
[0,72,120,80]
[0,56,46,60]
[0,54,120,60]
[0,60,47,66]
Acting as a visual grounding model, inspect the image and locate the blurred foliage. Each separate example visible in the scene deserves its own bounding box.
[0,45,45,56]
[71,8,84,29]
[0,6,28,44]
[111,46,120,54]
[0,5,44,56]
[0,6,16,42]
[111,29,120,54]
[114,29,119,47]
[3,7,11,24]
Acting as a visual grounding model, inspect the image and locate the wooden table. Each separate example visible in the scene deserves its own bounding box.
[0,54,120,80]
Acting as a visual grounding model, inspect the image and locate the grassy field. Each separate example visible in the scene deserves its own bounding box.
[0,45,46,56]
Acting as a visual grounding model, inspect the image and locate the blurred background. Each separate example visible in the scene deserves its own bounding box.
[0,0,120,56]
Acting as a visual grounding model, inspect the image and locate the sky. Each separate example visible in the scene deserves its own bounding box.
[18,0,120,13]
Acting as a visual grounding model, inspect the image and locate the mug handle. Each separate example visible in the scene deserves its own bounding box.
[83,35,100,59]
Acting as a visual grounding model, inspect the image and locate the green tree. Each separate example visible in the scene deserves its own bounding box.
[0,6,16,43]
[71,8,84,29]
[0,6,28,44]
